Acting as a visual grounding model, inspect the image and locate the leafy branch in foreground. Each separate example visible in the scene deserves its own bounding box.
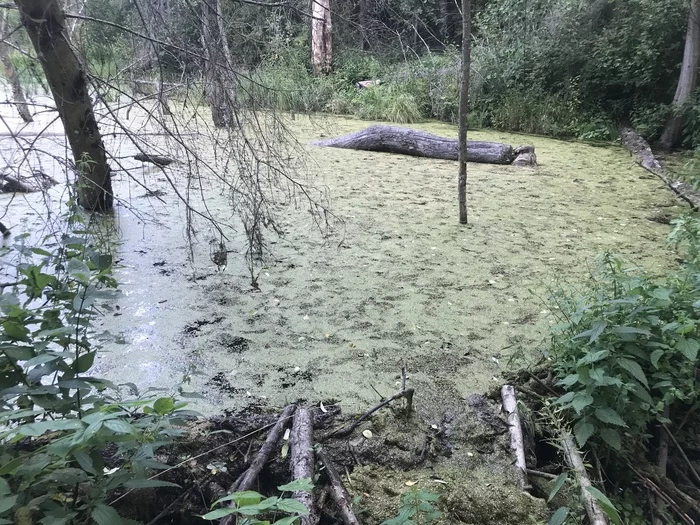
[0,231,191,524]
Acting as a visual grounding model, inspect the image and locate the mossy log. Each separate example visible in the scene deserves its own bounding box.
[312,125,535,165]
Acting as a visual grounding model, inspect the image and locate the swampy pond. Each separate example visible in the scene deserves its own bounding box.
[0,100,683,423]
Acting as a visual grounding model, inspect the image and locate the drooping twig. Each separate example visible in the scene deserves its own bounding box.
[290,407,318,525]
[133,153,175,166]
[219,405,297,525]
[327,388,414,439]
[317,447,360,525]
[561,432,609,525]
[500,385,531,491]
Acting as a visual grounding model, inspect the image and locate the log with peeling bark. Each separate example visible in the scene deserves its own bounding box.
[317,447,360,525]
[312,125,535,165]
[290,407,318,525]
[500,385,531,491]
[134,153,175,167]
[561,433,609,525]
[621,127,700,210]
[220,405,296,525]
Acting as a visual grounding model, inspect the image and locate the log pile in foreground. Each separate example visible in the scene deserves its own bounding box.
[312,125,537,166]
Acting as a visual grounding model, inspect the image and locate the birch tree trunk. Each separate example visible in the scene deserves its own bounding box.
[457,0,472,224]
[202,0,234,127]
[660,0,700,149]
[311,0,332,75]
[0,9,32,123]
[14,0,113,211]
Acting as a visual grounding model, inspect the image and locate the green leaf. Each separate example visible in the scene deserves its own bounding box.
[275,498,310,514]
[0,478,10,496]
[611,326,650,336]
[67,259,91,283]
[599,428,622,450]
[213,490,263,508]
[2,320,30,342]
[18,419,83,437]
[557,374,579,387]
[104,419,137,435]
[0,457,23,475]
[594,408,628,427]
[74,352,96,374]
[589,320,607,343]
[651,288,671,302]
[573,420,595,447]
[72,449,97,475]
[153,397,176,416]
[571,393,594,414]
[585,486,621,524]
[650,349,665,368]
[617,358,648,388]
[676,337,699,361]
[201,508,237,520]
[278,479,314,492]
[547,473,568,503]
[555,392,575,405]
[92,503,125,525]
[123,479,181,489]
[274,518,300,525]
[548,507,569,525]
[0,495,17,514]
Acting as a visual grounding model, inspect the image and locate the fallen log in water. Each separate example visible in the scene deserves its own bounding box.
[620,127,699,210]
[134,153,175,167]
[312,124,536,166]
[290,407,318,525]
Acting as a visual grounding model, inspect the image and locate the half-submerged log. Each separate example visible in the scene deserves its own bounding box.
[312,125,527,165]
[621,127,700,210]
[134,153,175,167]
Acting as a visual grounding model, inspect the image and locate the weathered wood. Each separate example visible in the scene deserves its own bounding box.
[621,126,700,210]
[0,174,31,193]
[220,405,296,525]
[134,153,175,167]
[561,433,609,525]
[500,385,531,491]
[290,407,318,525]
[312,125,519,165]
[317,447,360,525]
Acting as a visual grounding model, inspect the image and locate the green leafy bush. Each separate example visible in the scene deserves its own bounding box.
[549,245,700,450]
[0,233,190,523]
[381,488,442,525]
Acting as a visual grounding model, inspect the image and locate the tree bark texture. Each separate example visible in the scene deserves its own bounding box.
[561,433,610,525]
[202,0,233,127]
[660,0,700,149]
[290,408,318,525]
[500,385,531,491]
[14,0,113,211]
[457,0,471,223]
[312,0,332,75]
[0,10,32,123]
[312,125,517,164]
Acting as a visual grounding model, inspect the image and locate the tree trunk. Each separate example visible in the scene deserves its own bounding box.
[14,0,113,211]
[0,10,32,123]
[660,0,700,149]
[457,0,471,224]
[202,0,233,127]
[313,125,518,164]
[358,0,370,51]
[311,0,332,75]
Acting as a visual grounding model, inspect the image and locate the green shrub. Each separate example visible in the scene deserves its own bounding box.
[0,229,190,523]
[549,243,700,451]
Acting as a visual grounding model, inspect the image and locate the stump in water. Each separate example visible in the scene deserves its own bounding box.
[312,125,536,166]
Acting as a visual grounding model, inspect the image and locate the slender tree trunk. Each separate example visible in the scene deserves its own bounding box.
[202,0,233,127]
[660,0,700,149]
[14,0,113,211]
[457,0,471,224]
[0,10,32,123]
[311,0,332,75]
[358,0,370,51]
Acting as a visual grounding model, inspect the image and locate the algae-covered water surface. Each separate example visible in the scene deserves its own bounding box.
[0,109,682,420]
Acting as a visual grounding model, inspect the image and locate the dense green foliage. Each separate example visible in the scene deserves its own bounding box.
[0,224,192,523]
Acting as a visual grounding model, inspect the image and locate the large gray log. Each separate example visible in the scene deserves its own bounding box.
[312,124,516,164]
